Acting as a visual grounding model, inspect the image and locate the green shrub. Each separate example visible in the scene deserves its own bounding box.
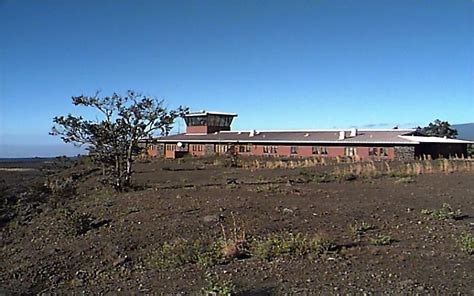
[149,239,223,269]
[421,203,463,221]
[252,184,281,193]
[457,232,474,255]
[312,173,337,183]
[203,271,235,296]
[369,234,392,246]
[250,231,334,261]
[349,221,375,240]
[45,176,76,197]
[60,208,93,236]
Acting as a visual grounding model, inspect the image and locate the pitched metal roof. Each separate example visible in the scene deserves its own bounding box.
[399,135,473,144]
[154,129,427,145]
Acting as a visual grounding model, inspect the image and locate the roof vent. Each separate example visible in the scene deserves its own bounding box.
[304,133,310,137]
[339,131,345,140]
[350,128,357,137]
[238,131,242,135]
[249,130,256,137]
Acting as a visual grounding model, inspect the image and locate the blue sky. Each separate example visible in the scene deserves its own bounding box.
[0,0,473,157]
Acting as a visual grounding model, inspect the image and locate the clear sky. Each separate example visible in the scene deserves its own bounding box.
[0,0,473,157]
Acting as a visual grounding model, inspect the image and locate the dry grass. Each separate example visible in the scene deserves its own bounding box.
[236,157,474,180]
[250,231,335,261]
[219,212,250,261]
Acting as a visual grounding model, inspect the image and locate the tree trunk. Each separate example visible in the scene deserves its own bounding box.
[115,155,121,191]
[124,141,134,187]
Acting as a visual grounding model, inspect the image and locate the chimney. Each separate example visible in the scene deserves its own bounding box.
[249,130,256,137]
[350,128,358,137]
[339,131,345,140]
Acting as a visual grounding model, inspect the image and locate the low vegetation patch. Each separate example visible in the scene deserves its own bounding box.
[457,232,474,255]
[149,215,250,269]
[349,221,375,241]
[59,208,94,236]
[202,271,236,296]
[394,176,416,184]
[148,231,334,269]
[251,184,282,193]
[250,231,335,261]
[148,238,223,269]
[421,203,463,221]
[219,222,250,261]
[369,234,393,246]
[45,176,77,197]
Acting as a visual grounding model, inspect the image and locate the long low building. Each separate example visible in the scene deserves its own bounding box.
[143,111,471,160]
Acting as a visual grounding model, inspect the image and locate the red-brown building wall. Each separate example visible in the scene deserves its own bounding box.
[231,145,396,160]
[157,143,400,160]
[189,144,206,157]
[147,146,158,157]
[186,125,231,134]
[186,126,208,134]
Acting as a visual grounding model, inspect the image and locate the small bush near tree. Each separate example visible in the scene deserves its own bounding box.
[59,208,93,236]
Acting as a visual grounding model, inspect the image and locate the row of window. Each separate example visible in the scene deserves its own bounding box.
[184,115,234,127]
[165,144,389,157]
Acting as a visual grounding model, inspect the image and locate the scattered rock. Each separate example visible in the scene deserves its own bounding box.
[113,255,130,267]
[226,178,238,185]
[90,218,111,229]
[344,174,357,181]
[202,214,223,223]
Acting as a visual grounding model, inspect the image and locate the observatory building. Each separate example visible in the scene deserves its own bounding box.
[142,110,471,160]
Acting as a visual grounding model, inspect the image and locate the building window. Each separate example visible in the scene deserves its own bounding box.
[263,145,278,154]
[312,146,328,155]
[192,144,203,152]
[369,147,388,157]
[239,144,251,153]
[166,144,176,151]
[369,147,377,156]
[344,147,357,156]
[290,146,298,154]
[215,144,229,154]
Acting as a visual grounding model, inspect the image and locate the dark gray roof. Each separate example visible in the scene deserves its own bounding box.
[153,129,421,145]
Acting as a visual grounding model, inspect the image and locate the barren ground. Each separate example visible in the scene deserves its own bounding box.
[0,157,473,294]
